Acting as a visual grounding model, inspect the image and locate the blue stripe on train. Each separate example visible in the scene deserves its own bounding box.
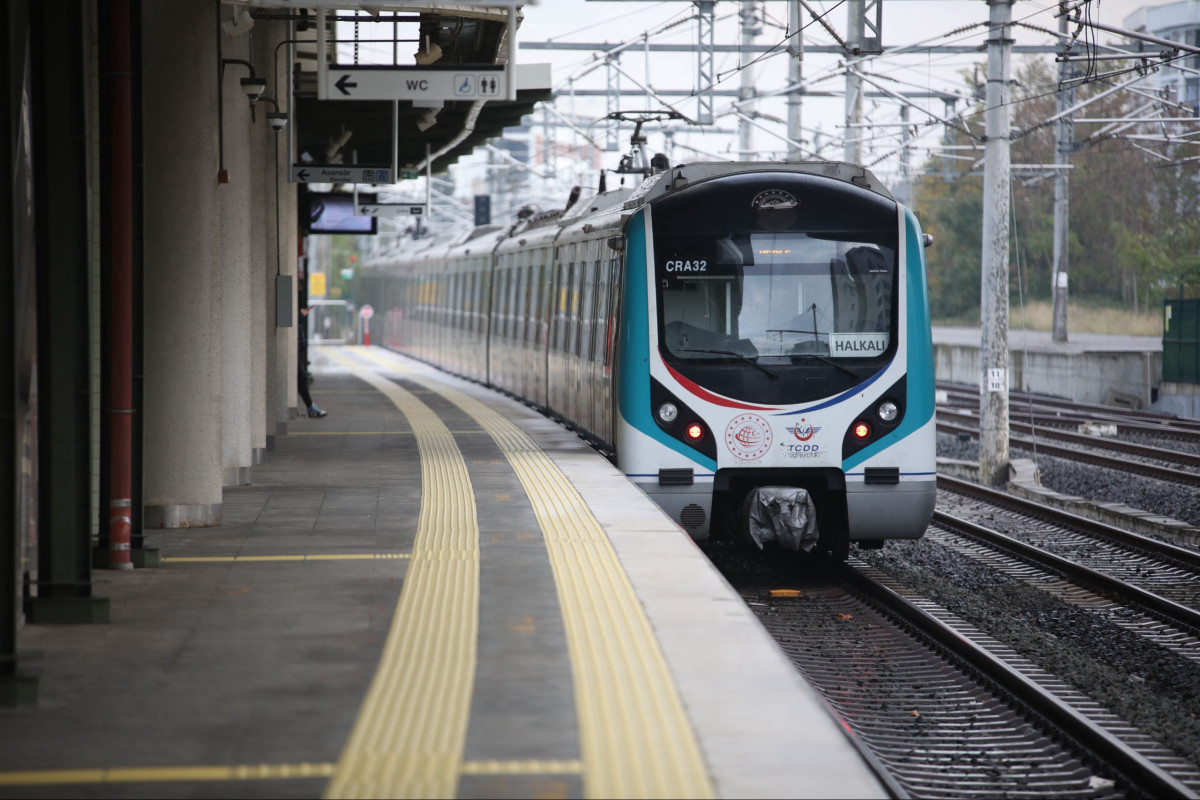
[841,208,936,472]
[618,210,719,473]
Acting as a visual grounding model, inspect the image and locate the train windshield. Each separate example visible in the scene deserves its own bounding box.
[657,232,895,363]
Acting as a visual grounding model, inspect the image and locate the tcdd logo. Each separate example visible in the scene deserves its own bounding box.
[787,419,820,441]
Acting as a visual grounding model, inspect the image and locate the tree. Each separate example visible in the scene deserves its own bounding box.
[913,53,1200,319]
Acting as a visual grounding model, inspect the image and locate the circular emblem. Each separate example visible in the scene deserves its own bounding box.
[725,413,773,461]
[750,189,798,212]
[789,419,817,441]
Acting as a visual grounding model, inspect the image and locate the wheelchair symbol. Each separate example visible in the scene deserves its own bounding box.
[454,75,476,97]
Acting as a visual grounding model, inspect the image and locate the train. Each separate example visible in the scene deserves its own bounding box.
[359,159,936,559]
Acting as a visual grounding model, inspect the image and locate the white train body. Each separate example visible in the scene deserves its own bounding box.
[362,162,936,557]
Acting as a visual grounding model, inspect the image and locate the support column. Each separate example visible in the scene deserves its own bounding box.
[738,2,760,159]
[979,0,1013,486]
[219,31,254,488]
[1,0,40,706]
[26,0,110,623]
[142,0,223,528]
[786,0,804,161]
[1052,11,1075,343]
[695,0,715,125]
[843,0,865,165]
[256,25,292,451]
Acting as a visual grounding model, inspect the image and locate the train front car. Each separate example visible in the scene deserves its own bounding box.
[616,162,936,559]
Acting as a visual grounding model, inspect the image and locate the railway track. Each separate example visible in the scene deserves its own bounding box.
[721,557,1199,798]
[937,381,1200,443]
[936,411,1200,488]
[704,466,1200,797]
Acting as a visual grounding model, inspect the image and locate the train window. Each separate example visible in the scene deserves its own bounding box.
[552,260,570,352]
[565,262,580,356]
[657,231,895,364]
[593,260,609,364]
[605,257,622,366]
[578,261,595,359]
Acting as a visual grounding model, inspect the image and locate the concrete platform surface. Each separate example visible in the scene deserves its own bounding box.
[0,346,888,800]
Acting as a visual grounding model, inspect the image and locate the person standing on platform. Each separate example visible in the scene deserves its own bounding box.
[298,305,327,418]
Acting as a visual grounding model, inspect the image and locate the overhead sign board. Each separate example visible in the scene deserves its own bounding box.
[320,66,507,103]
[290,165,392,184]
[355,203,425,217]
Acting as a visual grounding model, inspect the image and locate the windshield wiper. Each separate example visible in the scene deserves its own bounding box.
[794,352,858,379]
[677,348,777,380]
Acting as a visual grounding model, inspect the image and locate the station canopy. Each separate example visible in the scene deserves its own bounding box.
[234,2,552,178]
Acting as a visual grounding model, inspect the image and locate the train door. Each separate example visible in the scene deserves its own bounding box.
[549,252,570,418]
[565,254,584,426]
[492,260,505,390]
[577,252,597,436]
[470,263,484,383]
[515,260,531,400]
[592,250,612,449]
[530,249,550,409]
[504,259,521,395]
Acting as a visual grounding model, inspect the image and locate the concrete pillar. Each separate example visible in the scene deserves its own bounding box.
[249,30,271,466]
[219,33,254,488]
[142,0,223,527]
[979,0,1013,486]
[269,29,299,433]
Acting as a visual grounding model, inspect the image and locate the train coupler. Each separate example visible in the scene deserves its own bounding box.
[741,487,819,552]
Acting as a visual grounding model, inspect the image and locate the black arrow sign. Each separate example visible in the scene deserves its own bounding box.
[335,74,357,96]
[297,169,309,181]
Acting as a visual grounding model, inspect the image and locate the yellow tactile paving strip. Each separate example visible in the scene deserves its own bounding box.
[322,349,480,799]
[0,347,711,797]
[355,347,714,799]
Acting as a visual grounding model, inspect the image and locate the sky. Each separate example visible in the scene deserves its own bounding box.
[347,0,1177,221]
[487,0,1167,191]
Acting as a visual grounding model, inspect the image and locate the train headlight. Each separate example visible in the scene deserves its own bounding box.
[852,421,872,440]
[685,422,705,441]
[878,400,899,423]
[657,402,679,424]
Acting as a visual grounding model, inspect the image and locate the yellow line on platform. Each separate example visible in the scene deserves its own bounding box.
[164,554,410,563]
[288,430,415,435]
[359,348,714,799]
[0,763,336,786]
[460,759,583,775]
[0,758,584,787]
[322,348,479,800]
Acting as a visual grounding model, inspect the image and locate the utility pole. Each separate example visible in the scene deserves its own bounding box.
[738,2,761,159]
[1052,10,1075,342]
[696,0,715,125]
[606,56,620,151]
[843,0,865,165]
[787,0,804,160]
[980,0,1013,486]
[897,104,912,206]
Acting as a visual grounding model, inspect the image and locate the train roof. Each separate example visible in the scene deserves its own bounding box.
[622,161,895,210]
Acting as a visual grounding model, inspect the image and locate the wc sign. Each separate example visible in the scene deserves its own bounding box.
[321,67,508,102]
[454,74,502,98]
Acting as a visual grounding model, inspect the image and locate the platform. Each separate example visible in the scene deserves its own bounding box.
[933,326,1165,410]
[0,346,889,799]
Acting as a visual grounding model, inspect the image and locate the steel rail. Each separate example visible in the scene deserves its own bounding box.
[939,401,1200,442]
[937,409,1200,470]
[928,506,1200,632]
[839,562,1200,799]
[937,473,1200,571]
[937,419,1200,487]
